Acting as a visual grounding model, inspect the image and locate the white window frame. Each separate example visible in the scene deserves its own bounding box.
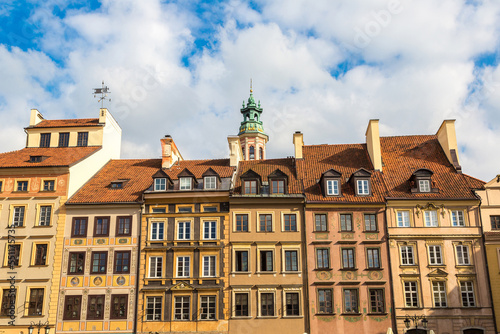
[174,296,190,320]
[451,210,465,227]
[149,257,163,278]
[154,178,166,191]
[146,296,162,321]
[202,255,216,277]
[203,221,217,240]
[432,281,447,307]
[428,245,443,265]
[177,221,191,240]
[176,256,190,278]
[326,179,339,195]
[199,295,216,320]
[38,205,52,226]
[460,281,476,307]
[419,179,431,192]
[12,206,25,227]
[400,245,415,265]
[204,176,217,190]
[179,177,191,190]
[397,210,410,227]
[150,222,164,240]
[404,281,419,308]
[456,245,471,265]
[356,179,369,195]
[424,211,438,227]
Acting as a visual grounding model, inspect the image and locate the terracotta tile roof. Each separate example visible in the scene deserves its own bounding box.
[233,158,302,195]
[380,135,479,199]
[0,146,101,168]
[68,159,161,204]
[297,144,386,203]
[164,159,235,179]
[29,118,101,128]
[463,174,485,190]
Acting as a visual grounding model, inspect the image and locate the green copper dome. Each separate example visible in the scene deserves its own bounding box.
[238,89,266,136]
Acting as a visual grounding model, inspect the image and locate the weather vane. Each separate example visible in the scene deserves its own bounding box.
[93,81,111,108]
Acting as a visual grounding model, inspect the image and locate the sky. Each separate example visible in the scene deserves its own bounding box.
[0,0,499,181]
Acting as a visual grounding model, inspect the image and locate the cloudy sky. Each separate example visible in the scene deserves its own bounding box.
[0,0,499,181]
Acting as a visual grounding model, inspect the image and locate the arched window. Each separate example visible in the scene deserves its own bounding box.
[249,146,255,160]
[259,147,263,160]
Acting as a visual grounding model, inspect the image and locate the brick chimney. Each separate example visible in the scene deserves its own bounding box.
[160,135,183,169]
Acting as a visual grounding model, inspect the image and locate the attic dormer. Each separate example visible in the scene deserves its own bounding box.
[177,168,198,191]
[268,169,288,194]
[320,169,342,197]
[202,168,221,190]
[349,168,372,196]
[240,169,262,195]
[152,170,173,191]
[410,169,438,193]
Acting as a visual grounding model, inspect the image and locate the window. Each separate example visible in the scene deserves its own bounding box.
[179,177,191,190]
[58,132,69,147]
[8,244,20,267]
[0,181,2,192]
[428,245,443,265]
[116,216,131,236]
[285,250,298,272]
[17,181,28,191]
[34,244,47,266]
[234,293,249,316]
[456,245,471,265]
[369,289,385,313]
[154,178,166,191]
[397,211,410,227]
[150,222,164,240]
[235,251,248,272]
[236,214,248,232]
[87,295,104,320]
[451,210,465,226]
[244,180,257,194]
[315,214,327,232]
[177,206,192,213]
[340,214,352,231]
[39,133,51,147]
[249,146,255,160]
[318,289,333,314]
[271,179,285,194]
[342,248,355,269]
[39,206,52,226]
[68,252,85,274]
[259,147,263,159]
[114,251,130,274]
[316,248,330,269]
[400,245,415,265]
[177,256,190,277]
[424,211,438,227]
[326,179,339,195]
[200,295,216,320]
[203,256,216,277]
[419,180,430,192]
[91,252,107,274]
[460,281,476,307]
[28,288,44,316]
[366,248,380,269]
[71,218,88,237]
[174,296,190,320]
[259,214,272,232]
[110,295,128,319]
[344,289,358,313]
[432,281,447,307]
[204,176,217,190]
[12,206,25,227]
[284,214,297,231]
[203,221,217,240]
[259,250,273,272]
[357,179,369,195]
[364,214,377,231]
[285,292,300,316]
[42,180,54,191]
[203,205,218,213]
[146,296,162,321]
[63,296,81,320]
[151,207,166,213]
[177,221,191,240]
[260,293,274,316]
[77,132,88,147]
[1,289,15,316]
[491,216,500,230]
[94,217,110,236]
[149,257,163,278]
[404,281,419,307]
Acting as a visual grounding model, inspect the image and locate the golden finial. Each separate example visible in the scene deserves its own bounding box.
[250,78,253,93]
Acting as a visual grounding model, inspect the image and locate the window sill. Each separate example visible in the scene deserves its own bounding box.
[256,271,277,274]
[233,231,250,233]
[282,315,303,319]
[367,312,388,316]
[281,271,300,274]
[402,307,422,310]
[23,315,45,318]
[341,313,362,316]
[313,268,332,271]
[315,313,335,316]
[30,265,49,268]
[7,226,25,229]
[116,234,132,237]
[428,264,446,268]
[68,273,84,276]
[256,316,278,319]
[363,230,379,233]
[33,225,52,228]
[231,316,252,319]
[339,268,357,271]
[232,271,251,274]
[365,267,383,271]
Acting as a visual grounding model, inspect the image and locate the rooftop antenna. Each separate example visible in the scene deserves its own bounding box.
[93,81,111,108]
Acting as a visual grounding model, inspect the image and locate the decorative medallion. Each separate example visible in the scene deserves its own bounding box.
[368,271,383,280]
[116,276,126,286]
[118,238,128,244]
[96,239,106,244]
[344,316,362,322]
[70,277,80,286]
[316,271,333,280]
[315,233,329,240]
[342,271,357,280]
[365,233,378,240]
[74,239,83,245]
[58,178,65,187]
[31,179,39,191]
[341,233,354,240]
[93,277,103,286]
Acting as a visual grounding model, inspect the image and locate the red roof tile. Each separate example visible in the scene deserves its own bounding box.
[68,159,161,204]
[0,146,101,168]
[29,118,101,128]
[164,159,234,179]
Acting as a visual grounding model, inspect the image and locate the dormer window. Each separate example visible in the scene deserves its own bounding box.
[177,168,197,191]
[327,180,339,195]
[240,169,261,195]
[244,180,257,194]
[110,179,129,189]
[204,176,217,190]
[357,180,370,195]
[268,169,288,195]
[271,180,285,194]
[410,169,437,193]
[30,156,43,163]
[179,177,191,190]
[419,180,430,192]
[320,169,342,197]
[154,178,166,191]
[349,168,372,197]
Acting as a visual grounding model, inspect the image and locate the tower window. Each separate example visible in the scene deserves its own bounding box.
[249,146,255,160]
[259,147,263,160]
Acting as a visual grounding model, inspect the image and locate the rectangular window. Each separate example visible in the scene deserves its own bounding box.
[34,244,48,266]
[63,295,81,320]
[114,251,131,274]
[94,217,110,236]
[203,205,218,213]
[8,244,20,267]
[357,179,369,195]
[151,207,166,213]
[259,250,273,272]
[71,217,88,237]
[179,177,191,190]
[318,289,333,314]
[58,132,69,147]
[110,295,128,319]
[316,248,330,269]
[39,206,52,226]
[244,180,257,194]
[174,296,190,320]
[1,289,15,316]
[400,245,415,265]
[397,211,410,227]
[177,256,190,277]
[271,180,285,194]
[87,295,105,320]
[424,211,438,227]
[326,179,339,195]
[146,296,162,321]
[315,214,327,231]
[456,245,471,265]
[460,281,476,307]
[491,216,500,230]
[432,281,447,307]
[366,248,380,269]
[17,181,28,191]
[419,179,430,192]
[234,293,249,317]
[260,293,274,316]
[91,252,107,274]
[204,176,217,190]
[43,180,54,191]
[369,289,385,313]
[203,221,217,240]
[177,221,191,240]
[68,252,85,275]
[451,210,465,226]
[0,181,2,192]
[116,216,132,236]
[285,250,298,271]
[340,214,352,231]
[12,206,25,227]
[428,245,443,265]
[77,132,88,147]
[364,214,377,231]
[203,255,216,277]
[284,214,297,231]
[200,295,216,320]
[236,214,248,232]
[177,206,192,213]
[149,257,162,278]
[342,248,355,269]
[154,178,166,191]
[344,289,358,313]
[28,288,44,316]
[404,282,418,307]
[39,133,51,147]
[150,222,164,240]
[285,292,300,316]
[235,251,248,272]
[259,214,272,232]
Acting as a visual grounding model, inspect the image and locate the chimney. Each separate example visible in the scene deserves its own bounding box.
[293,131,304,159]
[436,120,462,172]
[227,136,242,167]
[365,119,383,171]
[29,109,44,126]
[160,135,183,169]
[99,108,108,124]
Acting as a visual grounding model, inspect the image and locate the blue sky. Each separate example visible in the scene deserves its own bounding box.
[0,0,500,180]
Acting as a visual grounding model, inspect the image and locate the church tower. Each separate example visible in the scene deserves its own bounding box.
[238,86,269,160]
